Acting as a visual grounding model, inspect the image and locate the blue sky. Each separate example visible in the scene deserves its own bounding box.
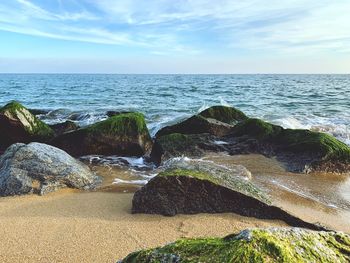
[0,0,349,73]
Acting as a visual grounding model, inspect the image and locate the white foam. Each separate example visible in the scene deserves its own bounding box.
[113,178,148,185]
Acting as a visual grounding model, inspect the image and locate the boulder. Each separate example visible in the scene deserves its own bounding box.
[0,101,54,150]
[226,118,350,173]
[120,228,350,263]
[106,111,133,117]
[155,105,248,138]
[28,109,50,115]
[150,133,225,165]
[49,120,79,136]
[132,163,325,230]
[52,112,152,157]
[0,142,101,196]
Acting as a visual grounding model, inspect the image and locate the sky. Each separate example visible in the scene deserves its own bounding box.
[0,0,349,73]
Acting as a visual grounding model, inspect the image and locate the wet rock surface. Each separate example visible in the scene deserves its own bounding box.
[152,106,350,173]
[132,163,326,230]
[52,112,153,157]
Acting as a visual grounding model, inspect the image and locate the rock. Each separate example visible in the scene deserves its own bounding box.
[198,105,248,124]
[150,133,225,165]
[0,101,54,150]
[49,120,79,136]
[155,105,248,138]
[28,109,50,115]
[120,228,350,263]
[0,142,101,196]
[226,118,350,173]
[52,112,152,157]
[132,164,325,230]
[106,111,133,117]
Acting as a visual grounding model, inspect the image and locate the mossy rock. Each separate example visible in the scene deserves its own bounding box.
[120,228,350,263]
[155,106,247,138]
[198,105,248,124]
[132,167,325,230]
[0,101,54,149]
[230,118,350,172]
[52,112,152,156]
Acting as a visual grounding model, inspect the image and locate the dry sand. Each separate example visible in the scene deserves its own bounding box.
[0,190,287,263]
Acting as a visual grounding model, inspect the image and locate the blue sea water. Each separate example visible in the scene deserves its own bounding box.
[0,74,349,144]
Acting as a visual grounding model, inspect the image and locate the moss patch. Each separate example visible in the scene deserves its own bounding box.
[199,105,249,124]
[120,228,350,263]
[232,118,283,140]
[0,101,53,138]
[232,118,350,162]
[86,112,149,136]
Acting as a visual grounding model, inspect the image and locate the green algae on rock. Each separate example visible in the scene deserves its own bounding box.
[0,101,54,149]
[132,167,325,230]
[198,105,248,125]
[120,228,350,263]
[52,112,152,156]
[230,118,350,173]
[155,105,247,138]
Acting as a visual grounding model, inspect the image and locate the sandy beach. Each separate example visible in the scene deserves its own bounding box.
[0,190,287,263]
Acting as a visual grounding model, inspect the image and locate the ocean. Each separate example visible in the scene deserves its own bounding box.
[0,74,349,145]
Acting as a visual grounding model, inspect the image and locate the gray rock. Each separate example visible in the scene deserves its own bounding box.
[0,142,101,196]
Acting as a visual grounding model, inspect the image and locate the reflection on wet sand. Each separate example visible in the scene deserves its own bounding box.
[205,154,350,232]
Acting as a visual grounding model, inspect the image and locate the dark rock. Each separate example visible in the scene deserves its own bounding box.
[224,118,350,173]
[28,109,50,115]
[49,120,79,136]
[150,133,226,165]
[132,165,326,230]
[0,142,101,196]
[0,101,54,150]
[52,112,152,157]
[120,228,350,263]
[106,111,133,117]
[155,105,248,138]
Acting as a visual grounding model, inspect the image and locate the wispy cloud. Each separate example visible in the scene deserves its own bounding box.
[0,0,350,56]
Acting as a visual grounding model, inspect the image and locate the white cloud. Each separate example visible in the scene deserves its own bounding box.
[0,0,349,56]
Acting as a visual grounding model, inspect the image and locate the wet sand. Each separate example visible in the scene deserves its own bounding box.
[205,154,350,232]
[0,190,287,263]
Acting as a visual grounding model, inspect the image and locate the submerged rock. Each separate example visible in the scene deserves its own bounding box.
[120,228,350,263]
[132,166,324,230]
[0,142,100,196]
[226,118,350,173]
[155,105,248,138]
[0,101,54,150]
[49,120,79,136]
[52,112,152,157]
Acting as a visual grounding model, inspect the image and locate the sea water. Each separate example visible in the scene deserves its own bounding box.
[0,74,349,144]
